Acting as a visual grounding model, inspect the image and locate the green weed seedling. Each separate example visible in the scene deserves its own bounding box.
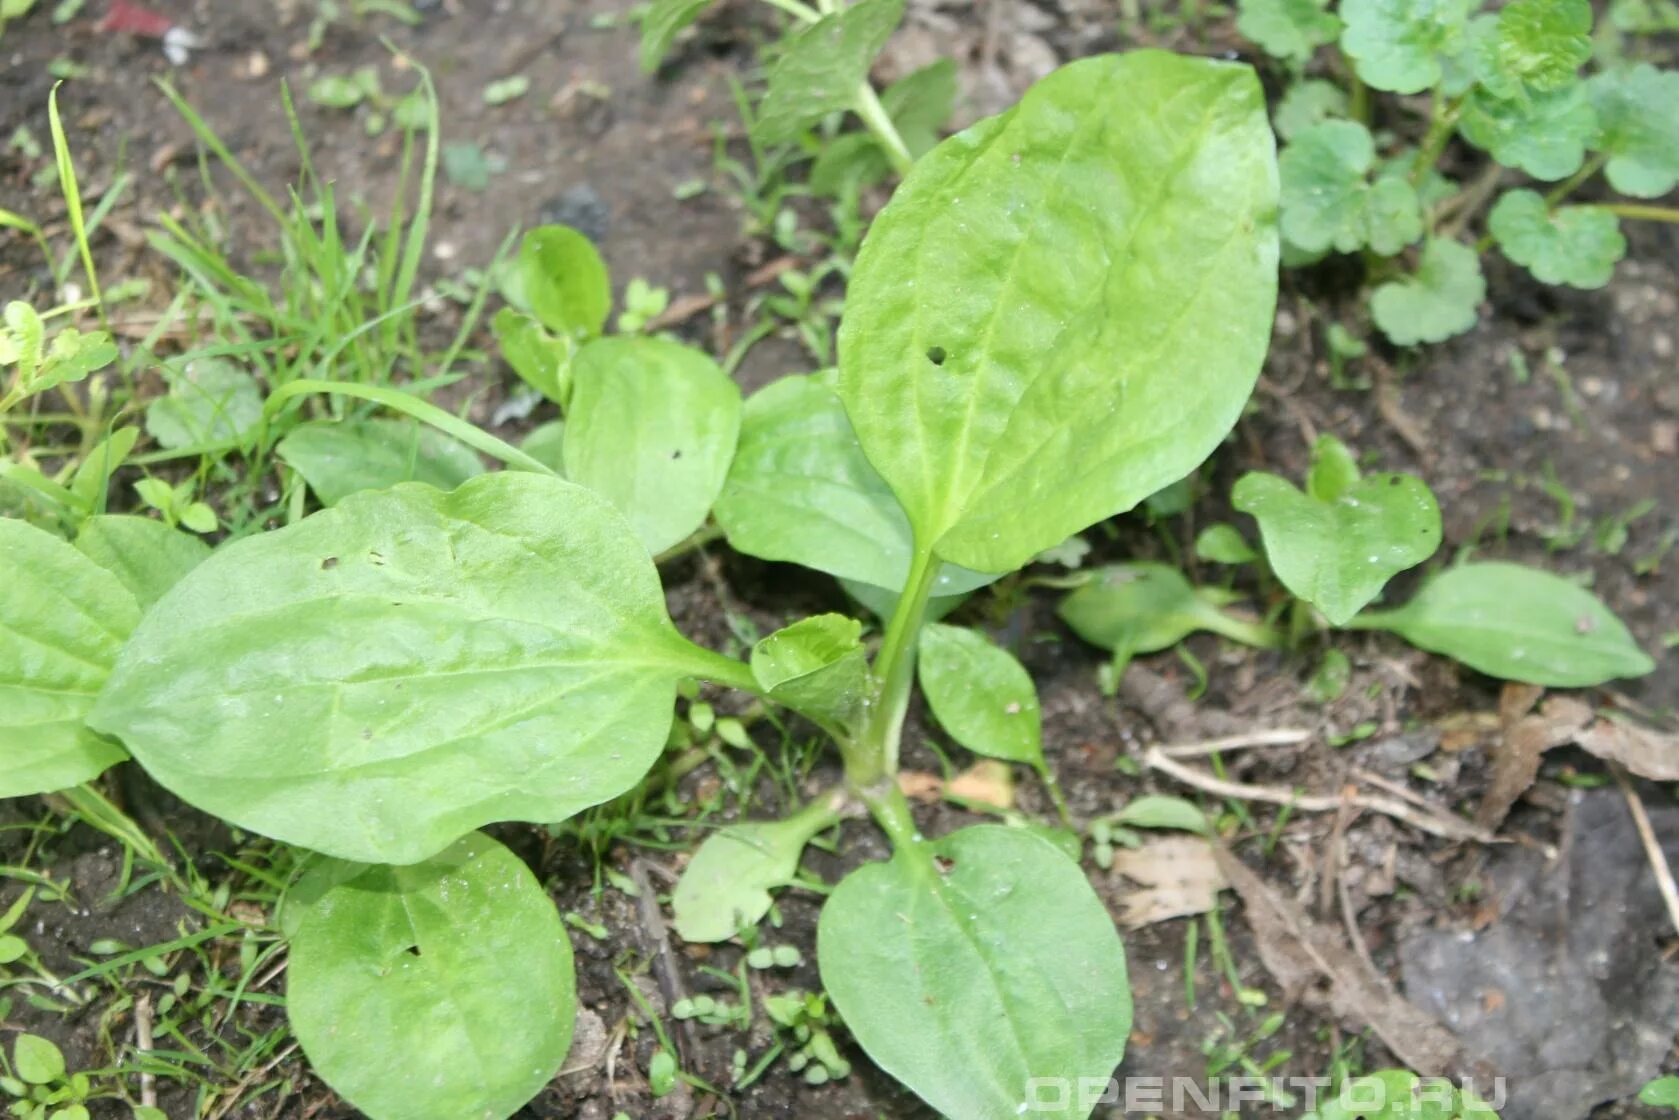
[5,47,1279,1120]
[1306,1069,1500,1118]
[1238,0,1679,345]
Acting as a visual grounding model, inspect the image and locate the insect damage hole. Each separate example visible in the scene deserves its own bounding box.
[926,346,947,366]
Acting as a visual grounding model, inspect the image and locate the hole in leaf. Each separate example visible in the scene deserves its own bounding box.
[404,945,422,957]
[932,854,955,875]
[320,556,338,570]
[926,346,947,366]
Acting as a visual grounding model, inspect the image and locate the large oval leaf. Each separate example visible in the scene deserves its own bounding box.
[90,473,719,863]
[277,418,485,506]
[836,50,1278,575]
[1352,561,1655,687]
[1,518,136,797]
[288,833,575,1120]
[564,336,741,555]
[74,515,210,610]
[818,825,1131,1119]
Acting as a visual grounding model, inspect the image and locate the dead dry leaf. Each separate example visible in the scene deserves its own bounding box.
[1478,686,1593,828]
[897,771,943,803]
[1577,719,1679,781]
[1109,836,1227,929]
[945,760,1015,810]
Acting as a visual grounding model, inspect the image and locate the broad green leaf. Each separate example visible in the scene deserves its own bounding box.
[750,614,869,731]
[1587,63,1679,198]
[882,59,957,155]
[1114,795,1211,835]
[288,833,575,1120]
[1352,561,1654,686]
[1273,78,1350,140]
[520,225,610,338]
[90,473,726,864]
[75,515,210,609]
[714,374,993,597]
[837,51,1278,575]
[1370,239,1484,346]
[671,792,845,942]
[1489,189,1626,289]
[1480,0,1592,95]
[818,826,1131,1120]
[1280,121,1422,255]
[639,0,714,71]
[1059,563,1276,656]
[1,517,134,797]
[143,358,264,451]
[917,623,1043,767]
[563,336,740,555]
[754,0,904,143]
[13,1034,65,1085]
[1457,83,1594,180]
[1237,0,1341,62]
[277,418,485,506]
[809,132,893,199]
[492,307,571,404]
[1233,443,1442,626]
[519,419,566,473]
[1641,1077,1679,1108]
[1339,0,1475,93]
[1195,523,1258,565]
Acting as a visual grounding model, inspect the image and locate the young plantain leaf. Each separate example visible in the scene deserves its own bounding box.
[519,225,610,338]
[562,337,740,555]
[750,614,870,732]
[90,473,732,864]
[818,826,1131,1120]
[492,307,572,405]
[143,358,264,451]
[1350,561,1655,686]
[917,623,1043,768]
[519,419,566,473]
[754,0,904,144]
[1233,437,1442,625]
[837,50,1277,576]
[287,833,575,1120]
[1370,238,1485,346]
[1586,63,1679,199]
[1339,0,1475,94]
[714,373,993,596]
[277,418,485,506]
[74,515,210,610]
[1059,563,1277,658]
[671,790,846,943]
[1489,189,1625,289]
[0,518,136,797]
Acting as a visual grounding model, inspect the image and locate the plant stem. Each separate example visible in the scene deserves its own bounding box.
[1599,201,1679,224]
[1037,764,1074,829]
[854,545,941,786]
[1410,93,1465,187]
[758,0,823,22]
[654,522,726,565]
[853,82,914,177]
[675,641,763,696]
[1544,153,1608,208]
[859,781,921,850]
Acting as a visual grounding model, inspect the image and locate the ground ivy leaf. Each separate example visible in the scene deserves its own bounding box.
[90,473,718,864]
[1485,0,1593,94]
[1370,239,1485,346]
[671,792,845,942]
[1236,0,1341,62]
[1587,63,1679,198]
[838,51,1277,575]
[714,373,993,597]
[1281,120,1422,255]
[1457,83,1594,180]
[277,418,485,507]
[1,518,136,797]
[917,623,1043,768]
[519,224,610,338]
[819,826,1130,1120]
[1352,561,1655,686]
[288,833,575,1120]
[143,358,264,451]
[1339,0,1475,94]
[754,0,904,144]
[74,515,210,610]
[749,614,870,732]
[1273,78,1350,140]
[1233,461,1442,627]
[1489,188,1626,289]
[563,336,741,555]
[638,0,715,72]
[1058,563,1270,655]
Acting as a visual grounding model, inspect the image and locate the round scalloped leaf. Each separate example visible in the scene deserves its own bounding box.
[1339,0,1476,94]
[1281,121,1421,255]
[1370,239,1485,347]
[288,833,575,1120]
[1236,0,1342,62]
[836,51,1277,576]
[1489,189,1626,289]
[90,473,716,864]
[1480,0,1592,95]
[1273,79,1350,140]
[1458,83,1594,180]
[1587,63,1679,199]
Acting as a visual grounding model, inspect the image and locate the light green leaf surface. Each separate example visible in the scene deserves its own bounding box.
[563,336,740,555]
[13,1034,65,1085]
[1370,239,1485,346]
[754,0,904,143]
[818,826,1131,1120]
[1458,84,1595,180]
[1058,563,1273,655]
[1482,0,1592,94]
[837,50,1278,575]
[1195,523,1258,565]
[750,614,870,732]
[519,419,566,473]
[1280,120,1422,254]
[1587,63,1679,198]
[917,623,1043,767]
[1114,795,1211,835]
[0,517,135,797]
[519,225,610,338]
[74,515,210,610]
[639,0,715,72]
[1237,0,1341,62]
[1489,189,1626,288]
[714,374,993,596]
[288,833,575,1120]
[492,307,571,404]
[1339,0,1475,93]
[143,358,264,451]
[671,793,844,942]
[883,59,957,155]
[277,418,485,506]
[1352,561,1654,686]
[1273,79,1350,140]
[91,473,723,864]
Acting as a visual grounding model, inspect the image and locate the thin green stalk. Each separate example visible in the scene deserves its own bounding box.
[854,82,914,176]
[1544,152,1608,208]
[53,785,173,879]
[856,544,940,784]
[758,0,822,22]
[672,639,762,696]
[1599,201,1679,224]
[859,782,921,850]
[1037,763,1074,829]
[1409,93,1465,187]
[48,84,104,321]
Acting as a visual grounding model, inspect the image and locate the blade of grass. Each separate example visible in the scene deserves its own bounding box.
[48,83,104,317]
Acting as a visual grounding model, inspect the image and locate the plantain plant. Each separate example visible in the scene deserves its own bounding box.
[3,49,1280,1120]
